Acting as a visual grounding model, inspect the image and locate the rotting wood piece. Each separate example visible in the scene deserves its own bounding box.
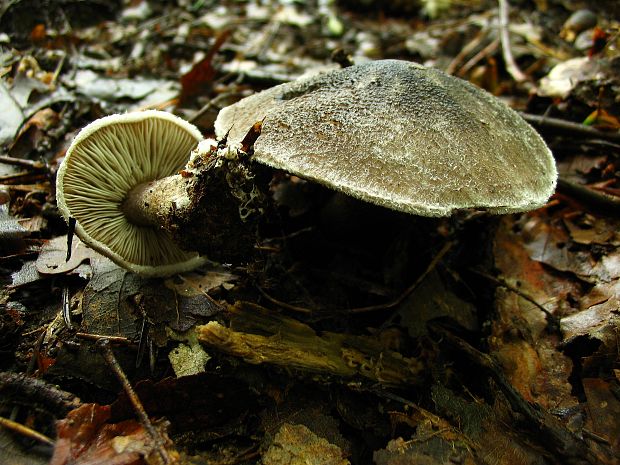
[196,302,424,386]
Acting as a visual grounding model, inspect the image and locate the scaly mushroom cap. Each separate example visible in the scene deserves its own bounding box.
[215,59,557,216]
[56,110,206,276]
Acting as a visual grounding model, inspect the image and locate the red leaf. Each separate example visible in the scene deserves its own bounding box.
[179,30,231,104]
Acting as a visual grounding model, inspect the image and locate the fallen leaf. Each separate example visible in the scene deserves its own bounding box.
[50,403,178,465]
[36,235,103,275]
[179,30,230,104]
[583,108,620,130]
[398,269,478,338]
[11,260,41,287]
[0,204,28,240]
[168,341,210,378]
[583,378,620,458]
[522,214,620,282]
[0,80,25,145]
[492,215,578,409]
[262,423,349,465]
[537,56,602,99]
[561,292,620,342]
[563,216,618,246]
[72,70,179,105]
[164,268,238,297]
[81,267,142,337]
[9,107,59,157]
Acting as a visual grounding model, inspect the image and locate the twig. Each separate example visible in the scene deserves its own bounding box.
[0,156,46,170]
[0,415,54,446]
[446,30,487,75]
[457,39,500,78]
[258,241,454,316]
[354,240,454,314]
[74,332,132,344]
[50,51,66,86]
[497,0,534,90]
[0,183,50,193]
[97,339,172,465]
[471,269,560,331]
[189,91,239,125]
[257,285,313,314]
[521,113,620,143]
[557,177,620,216]
[0,173,48,185]
[0,371,81,416]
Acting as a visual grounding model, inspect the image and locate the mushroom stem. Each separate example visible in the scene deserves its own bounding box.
[118,144,269,265]
[122,175,190,227]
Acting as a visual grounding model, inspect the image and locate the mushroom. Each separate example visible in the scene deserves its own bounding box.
[56,110,206,276]
[215,59,557,217]
[57,60,557,276]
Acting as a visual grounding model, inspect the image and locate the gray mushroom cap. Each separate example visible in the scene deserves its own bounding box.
[215,59,557,217]
[56,110,206,276]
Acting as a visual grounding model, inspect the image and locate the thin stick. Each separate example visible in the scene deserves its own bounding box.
[257,241,454,316]
[557,177,620,216]
[497,0,533,88]
[75,332,132,344]
[457,39,500,78]
[97,339,171,464]
[189,92,238,125]
[355,240,454,314]
[0,156,46,170]
[521,112,620,143]
[257,286,313,314]
[0,415,54,446]
[471,269,560,330]
[446,30,487,75]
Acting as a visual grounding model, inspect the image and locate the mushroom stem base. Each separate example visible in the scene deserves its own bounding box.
[122,176,190,227]
[122,147,269,264]
[167,149,269,263]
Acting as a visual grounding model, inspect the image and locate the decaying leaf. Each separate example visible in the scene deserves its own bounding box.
[36,235,104,275]
[398,269,478,337]
[168,341,211,378]
[71,70,179,107]
[0,80,26,145]
[538,57,605,99]
[164,268,238,297]
[583,378,620,458]
[9,107,59,157]
[262,423,349,465]
[11,260,42,287]
[0,203,28,240]
[81,266,143,337]
[492,214,578,409]
[50,403,178,465]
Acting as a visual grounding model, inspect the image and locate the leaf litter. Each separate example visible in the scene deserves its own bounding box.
[1,1,620,464]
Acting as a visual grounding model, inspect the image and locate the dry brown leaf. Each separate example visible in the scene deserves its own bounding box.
[36,235,103,275]
[262,423,349,465]
[50,403,178,465]
[492,215,578,409]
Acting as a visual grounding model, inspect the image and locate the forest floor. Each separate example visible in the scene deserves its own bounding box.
[1,0,620,464]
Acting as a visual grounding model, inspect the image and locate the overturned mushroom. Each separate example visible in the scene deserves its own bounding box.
[56,110,206,276]
[56,60,557,276]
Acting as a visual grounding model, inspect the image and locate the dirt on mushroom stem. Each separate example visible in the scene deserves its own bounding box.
[123,143,270,264]
[121,176,191,228]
